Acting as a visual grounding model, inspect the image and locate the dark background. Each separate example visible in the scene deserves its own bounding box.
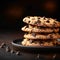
[0,0,60,31]
[0,1,60,60]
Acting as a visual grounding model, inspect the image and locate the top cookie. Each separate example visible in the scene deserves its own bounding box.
[23,16,60,27]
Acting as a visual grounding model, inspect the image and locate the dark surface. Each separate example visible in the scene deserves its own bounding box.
[0,31,60,60]
[12,39,60,53]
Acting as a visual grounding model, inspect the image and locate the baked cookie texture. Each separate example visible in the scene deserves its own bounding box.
[21,39,56,47]
[22,25,59,33]
[23,16,60,27]
[21,16,60,47]
[24,33,59,39]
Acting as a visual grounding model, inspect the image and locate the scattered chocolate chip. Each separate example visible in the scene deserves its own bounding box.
[32,33,36,37]
[10,49,14,53]
[0,46,2,48]
[16,51,20,55]
[1,42,5,46]
[37,54,40,59]
[0,42,6,48]
[6,46,10,52]
[53,54,56,59]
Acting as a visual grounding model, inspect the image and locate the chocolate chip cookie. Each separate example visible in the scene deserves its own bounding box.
[22,25,59,33]
[21,16,60,47]
[23,16,60,27]
[21,39,56,47]
[24,33,60,39]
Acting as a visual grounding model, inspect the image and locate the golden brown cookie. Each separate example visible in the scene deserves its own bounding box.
[21,16,60,47]
[23,16,60,27]
[22,25,59,33]
[24,33,60,39]
[21,39,56,47]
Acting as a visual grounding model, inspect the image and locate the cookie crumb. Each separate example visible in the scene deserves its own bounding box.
[0,42,6,48]
[37,54,40,59]
[16,51,20,55]
[11,49,14,53]
[6,46,10,52]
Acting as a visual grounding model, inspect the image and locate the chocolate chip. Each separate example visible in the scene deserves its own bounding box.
[53,54,56,59]
[16,51,20,55]
[28,16,30,18]
[1,42,5,45]
[26,25,29,28]
[50,34,53,39]
[46,20,50,23]
[0,46,2,48]
[6,46,10,52]
[53,21,57,27]
[37,54,40,59]
[34,22,37,24]
[38,27,41,29]
[25,32,28,35]
[32,33,36,37]
[37,20,41,24]
[28,21,30,23]
[38,17,40,19]
[34,20,41,25]
[11,49,14,53]
[0,42,6,48]
[47,34,53,39]
[53,24,56,27]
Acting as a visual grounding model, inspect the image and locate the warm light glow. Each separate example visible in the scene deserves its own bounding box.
[43,0,57,13]
[4,5,24,19]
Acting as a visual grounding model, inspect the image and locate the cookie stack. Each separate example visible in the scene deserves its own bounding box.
[21,16,60,47]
